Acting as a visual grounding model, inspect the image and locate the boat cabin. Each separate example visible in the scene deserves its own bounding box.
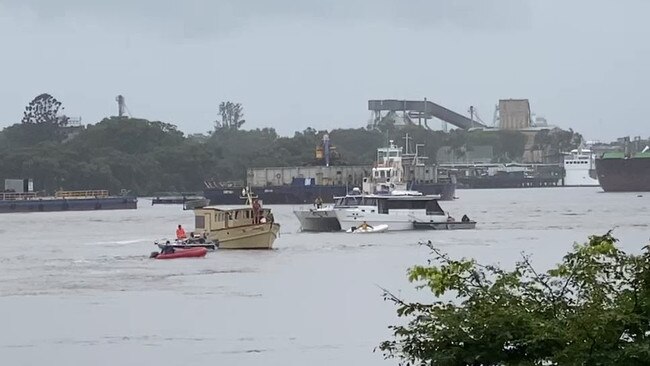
[333,195,363,208]
[335,195,445,216]
[194,206,273,232]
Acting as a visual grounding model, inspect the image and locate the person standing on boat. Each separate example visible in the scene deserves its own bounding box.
[252,199,262,224]
[314,196,323,209]
[176,224,187,240]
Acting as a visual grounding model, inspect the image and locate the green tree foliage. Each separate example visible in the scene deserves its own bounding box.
[215,101,246,130]
[379,232,650,365]
[0,110,574,195]
[0,117,205,195]
[21,93,69,126]
[534,128,583,154]
[1,122,67,148]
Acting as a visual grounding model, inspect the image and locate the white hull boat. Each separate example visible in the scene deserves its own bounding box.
[334,194,473,232]
[346,224,389,233]
[293,206,341,232]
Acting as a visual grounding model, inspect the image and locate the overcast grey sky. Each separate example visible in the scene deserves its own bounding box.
[0,0,647,141]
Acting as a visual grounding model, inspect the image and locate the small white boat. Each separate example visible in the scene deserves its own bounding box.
[346,224,389,233]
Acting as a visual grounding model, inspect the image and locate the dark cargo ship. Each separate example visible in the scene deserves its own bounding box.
[204,177,455,205]
[595,149,650,192]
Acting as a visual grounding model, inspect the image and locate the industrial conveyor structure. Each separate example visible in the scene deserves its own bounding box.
[368,99,487,130]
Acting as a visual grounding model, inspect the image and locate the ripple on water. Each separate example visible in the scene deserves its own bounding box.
[1,188,650,366]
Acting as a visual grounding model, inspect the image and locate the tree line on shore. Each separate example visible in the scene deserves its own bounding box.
[0,96,581,195]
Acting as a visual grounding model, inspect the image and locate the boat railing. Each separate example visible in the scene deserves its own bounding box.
[55,190,109,198]
[0,192,38,201]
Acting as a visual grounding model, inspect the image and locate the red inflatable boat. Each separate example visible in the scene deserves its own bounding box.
[153,247,208,259]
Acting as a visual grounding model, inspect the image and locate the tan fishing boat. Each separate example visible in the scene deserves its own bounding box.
[193,195,280,249]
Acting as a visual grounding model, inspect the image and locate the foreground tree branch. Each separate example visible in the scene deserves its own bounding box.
[379,232,650,366]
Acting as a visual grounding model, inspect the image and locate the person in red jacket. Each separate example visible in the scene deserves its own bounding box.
[176,224,187,240]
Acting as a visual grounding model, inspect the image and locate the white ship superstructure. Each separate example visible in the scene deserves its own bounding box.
[563,148,599,186]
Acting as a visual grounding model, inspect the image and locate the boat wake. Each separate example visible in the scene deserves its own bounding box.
[86,238,150,246]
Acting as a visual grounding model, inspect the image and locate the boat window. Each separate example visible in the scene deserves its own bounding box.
[386,200,428,210]
[343,197,360,206]
[195,215,205,229]
[360,197,378,206]
[378,199,388,214]
[426,200,445,215]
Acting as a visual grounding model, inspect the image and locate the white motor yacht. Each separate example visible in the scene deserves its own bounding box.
[334,194,462,231]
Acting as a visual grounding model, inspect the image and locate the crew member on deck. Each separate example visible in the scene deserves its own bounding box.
[314,196,323,209]
[176,224,187,240]
[252,199,262,224]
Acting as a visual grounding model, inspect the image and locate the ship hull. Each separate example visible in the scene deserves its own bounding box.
[0,197,137,213]
[563,170,599,187]
[457,175,561,189]
[209,223,280,249]
[334,209,448,232]
[293,209,341,232]
[205,182,455,204]
[595,158,650,192]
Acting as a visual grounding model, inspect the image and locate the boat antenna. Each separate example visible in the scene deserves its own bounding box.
[241,186,256,206]
[414,143,424,165]
[323,134,330,167]
[403,133,412,155]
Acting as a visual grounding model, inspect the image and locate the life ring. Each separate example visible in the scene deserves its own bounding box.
[276,173,281,179]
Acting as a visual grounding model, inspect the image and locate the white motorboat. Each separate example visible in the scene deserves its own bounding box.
[293,204,342,232]
[334,194,471,231]
[294,138,428,232]
[346,224,389,233]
